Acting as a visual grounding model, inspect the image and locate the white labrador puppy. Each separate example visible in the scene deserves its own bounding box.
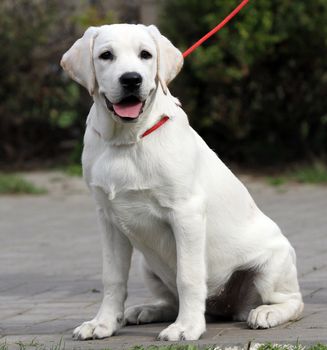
[61,24,303,341]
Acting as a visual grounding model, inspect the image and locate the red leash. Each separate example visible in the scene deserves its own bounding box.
[142,0,250,138]
[183,0,250,58]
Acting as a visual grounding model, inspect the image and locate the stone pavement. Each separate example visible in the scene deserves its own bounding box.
[0,172,326,349]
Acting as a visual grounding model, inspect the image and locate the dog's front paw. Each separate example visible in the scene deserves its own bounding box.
[157,320,205,341]
[73,316,122,340]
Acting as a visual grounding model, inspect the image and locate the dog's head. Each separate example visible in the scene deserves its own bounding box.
[61,24,183,123]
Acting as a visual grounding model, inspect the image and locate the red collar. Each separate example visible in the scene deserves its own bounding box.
[141,116,169,138]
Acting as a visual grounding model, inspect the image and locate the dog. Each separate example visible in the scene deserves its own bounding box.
[61,24,303,341]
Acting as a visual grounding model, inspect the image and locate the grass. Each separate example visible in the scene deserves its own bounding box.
[0,338,65,350]
[129,345,326,350]
[63,164,83,177]
[0,173,46,195]
[130,346,204,350]
[267,163,327,187]
[1,341,326,350]
[292,164,327,184]
[256,344,327,350]
[267,176,287,187]
[15,338,44,350]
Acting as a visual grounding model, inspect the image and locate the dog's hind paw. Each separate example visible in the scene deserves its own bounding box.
[125,303,177,324]
[247,305,281,329]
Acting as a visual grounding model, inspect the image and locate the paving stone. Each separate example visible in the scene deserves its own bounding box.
[0,173,326,348]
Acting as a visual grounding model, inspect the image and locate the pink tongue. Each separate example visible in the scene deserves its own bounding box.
[113,101,143,118]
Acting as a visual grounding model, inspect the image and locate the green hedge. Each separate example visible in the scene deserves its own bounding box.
[0,1,114,167]
[1,1,326,168]
[160,0,327,165]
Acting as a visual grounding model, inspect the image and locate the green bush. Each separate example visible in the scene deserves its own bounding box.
[160,0,327,166]
[0,1,114,167]
[2,1,326,169]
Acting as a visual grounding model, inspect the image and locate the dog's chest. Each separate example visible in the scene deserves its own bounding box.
[90,146,157,200]
[90,147,176,254]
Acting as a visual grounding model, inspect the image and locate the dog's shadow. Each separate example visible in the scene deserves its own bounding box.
[116,319,249,339]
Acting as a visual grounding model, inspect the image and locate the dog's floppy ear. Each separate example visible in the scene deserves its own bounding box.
[147,25,183,94]
[60,27,98,96]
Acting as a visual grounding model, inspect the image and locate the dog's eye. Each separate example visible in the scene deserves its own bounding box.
[140,50,152,60]
[99,51,114,60]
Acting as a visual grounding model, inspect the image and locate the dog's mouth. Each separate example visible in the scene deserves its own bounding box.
[104,95,145,122]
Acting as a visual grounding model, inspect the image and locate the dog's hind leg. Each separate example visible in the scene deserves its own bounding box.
[125,260,178,325]
[247,239,303,329]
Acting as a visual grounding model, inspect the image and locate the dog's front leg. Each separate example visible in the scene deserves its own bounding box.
[73,205,132,340]
[158,195,207,341]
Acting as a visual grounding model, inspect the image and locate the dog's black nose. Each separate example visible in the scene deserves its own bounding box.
[119,72,142,91]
